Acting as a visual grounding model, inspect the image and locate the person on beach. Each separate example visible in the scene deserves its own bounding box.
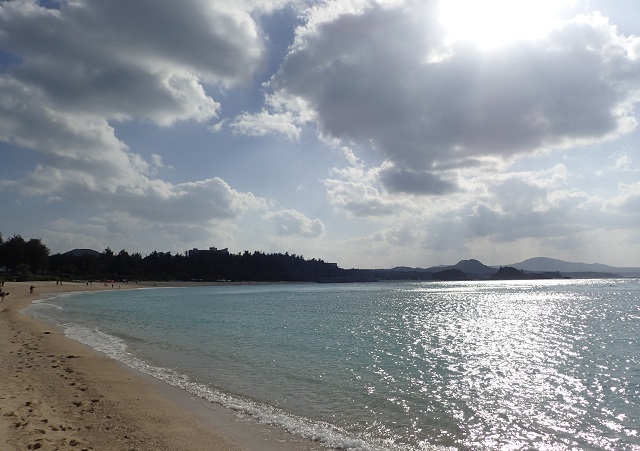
[0,291,8,302]
[29,285,35,294]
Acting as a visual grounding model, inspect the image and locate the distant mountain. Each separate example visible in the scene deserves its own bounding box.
[410,257,640,279]
[426,259,496,277]
[63,248,101,258]
[451,259,495,275]
[389,266,428,272]
[508,257,640,274]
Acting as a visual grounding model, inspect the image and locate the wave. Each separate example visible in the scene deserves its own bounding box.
[60,323,423,451]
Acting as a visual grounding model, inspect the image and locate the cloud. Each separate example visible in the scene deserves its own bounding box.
[378,223,422,247]
[456,165,590,241]
[606,181,640,214]
[129,178,269,223]
[0,0,273,151]
[0,0,275,226]
[0,1,259,125]
[22,168,268,224]
[332,162,601,258]
[40,212,246,256]
[324,177,404,217]
[40,218,111,253]
[0,80,149,195]
[1,1,267,79]
[378,166,457,195]
[600,152,639,175]
[322,146,640,264]
[323,159,415,218]
[263,209,325,237]
[229,110,302,139]
[250,2,640,192]
[226,92,315,139]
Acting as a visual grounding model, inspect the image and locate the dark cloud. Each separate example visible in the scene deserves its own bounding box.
[0,0,267,124]
[378,166,457,194]
[1,0,264,78]
[466,203,581,242]
[272,3,640,174]
[341,198,398,217]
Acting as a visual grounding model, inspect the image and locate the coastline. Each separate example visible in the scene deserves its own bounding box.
[0,280,320,451]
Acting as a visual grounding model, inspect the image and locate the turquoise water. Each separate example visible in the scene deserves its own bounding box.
[26,279,640,450]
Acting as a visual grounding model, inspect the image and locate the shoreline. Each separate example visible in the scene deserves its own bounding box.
[0,280,321,450]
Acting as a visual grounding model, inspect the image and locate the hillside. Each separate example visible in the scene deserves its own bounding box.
[509,257,640,276]
[426,259,495,277]
[63,248,101,258]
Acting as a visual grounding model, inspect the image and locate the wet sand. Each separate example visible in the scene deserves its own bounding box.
[0,280,321,451]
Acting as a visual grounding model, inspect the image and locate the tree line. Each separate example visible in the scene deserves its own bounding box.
[0,233,344,282]
[0,234,50,277]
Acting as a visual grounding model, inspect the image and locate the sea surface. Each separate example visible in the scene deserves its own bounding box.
[25,279,640,450]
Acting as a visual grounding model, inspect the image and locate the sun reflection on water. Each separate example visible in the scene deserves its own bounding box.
[351,279,640,449]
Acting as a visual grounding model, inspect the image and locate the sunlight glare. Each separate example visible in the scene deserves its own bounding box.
[438,0,570,49]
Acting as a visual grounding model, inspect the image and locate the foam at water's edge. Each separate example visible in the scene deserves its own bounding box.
[60,323,433,451]
[21,291,91,317]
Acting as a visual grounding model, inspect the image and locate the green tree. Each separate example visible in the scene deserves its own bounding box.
[26,238,50,274]
[113,249,131,278]
[0,235,28,272]
[100,247,115,275]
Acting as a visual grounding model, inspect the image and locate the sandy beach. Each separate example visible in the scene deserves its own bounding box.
[0,280,247,451]
[0,282,241,450]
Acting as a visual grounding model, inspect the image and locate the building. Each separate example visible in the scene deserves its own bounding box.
[188,247,229,257]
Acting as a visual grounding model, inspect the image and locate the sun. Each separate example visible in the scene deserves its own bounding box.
[438,0,573,49]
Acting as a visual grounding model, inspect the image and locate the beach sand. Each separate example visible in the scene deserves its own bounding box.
[0,280,321,451]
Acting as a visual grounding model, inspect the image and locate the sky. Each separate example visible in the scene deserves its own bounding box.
[1,0,640,269]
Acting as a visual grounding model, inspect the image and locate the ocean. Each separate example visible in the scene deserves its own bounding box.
[25,279,640,450]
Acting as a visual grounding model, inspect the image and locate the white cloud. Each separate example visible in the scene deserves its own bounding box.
[601,152,638,175]
[230,110,302,139]
[324,159,416,218]
[263,209,325,237]
[606,181,640,214]
[19,166,269,228]
[40,212,247,256]
[227,92,315,139]
[0,0,274,227]
[40,219,111,254]
[324,177,402,217]
[126,177,268,223]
